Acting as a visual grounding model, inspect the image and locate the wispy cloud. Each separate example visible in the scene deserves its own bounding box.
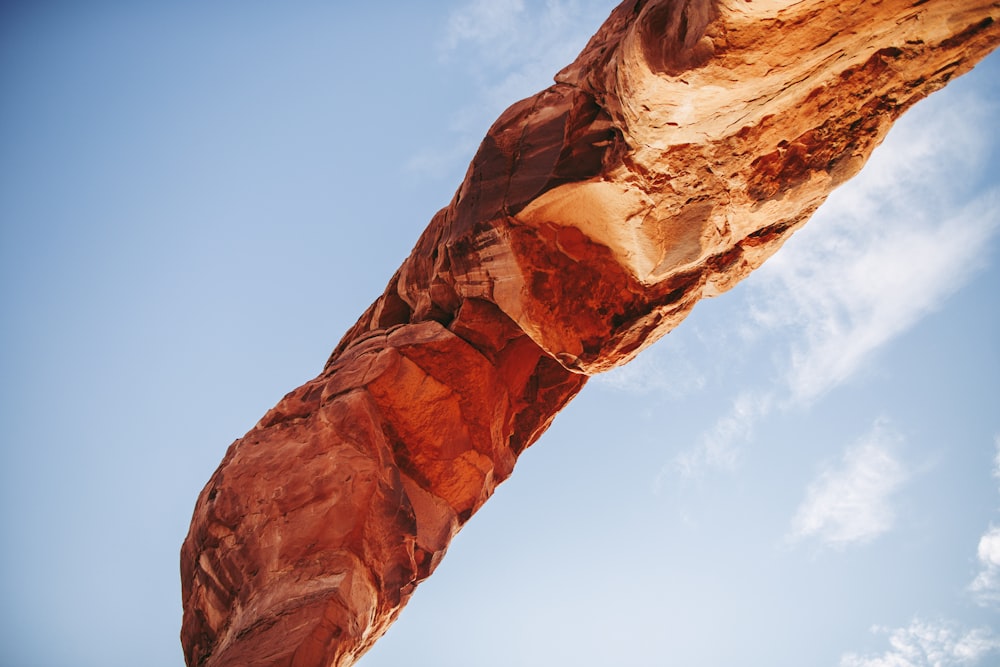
[444,0,527,53]
[750,190,999,405]
[673,391,773,477]
[598,338,706,398]
[442,0,608,76]
[839,618,1000,667]
[410,0,617,180]
[609,60,999,481]
[787,420,907,548]
[747,90,1000,404]
[969,436,1000,606]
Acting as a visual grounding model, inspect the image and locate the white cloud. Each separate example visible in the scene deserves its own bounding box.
[755,192,999,404]
[639,64,997,486]
[788,420,907,548]
[746,88,1000,404]
[673,391,773,477]
[969,436,1000,606]
[969,526,1000,606]
[839,619,1000,667]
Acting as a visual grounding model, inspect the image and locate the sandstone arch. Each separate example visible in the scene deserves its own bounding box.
[181,2,1000,665]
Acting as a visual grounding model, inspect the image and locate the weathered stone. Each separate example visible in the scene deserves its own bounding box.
[181,1,1000,665]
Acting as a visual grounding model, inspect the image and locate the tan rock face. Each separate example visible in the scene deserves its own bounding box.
[180,1,1000,665]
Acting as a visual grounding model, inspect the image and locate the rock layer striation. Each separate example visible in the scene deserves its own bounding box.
[181,1,1000,665]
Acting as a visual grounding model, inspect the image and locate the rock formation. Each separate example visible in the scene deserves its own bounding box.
[180,1,1000,665]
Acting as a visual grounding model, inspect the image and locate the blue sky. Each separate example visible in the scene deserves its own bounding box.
[1,2,998,666]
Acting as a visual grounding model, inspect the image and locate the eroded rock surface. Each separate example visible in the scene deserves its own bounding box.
[181,1,1000,665]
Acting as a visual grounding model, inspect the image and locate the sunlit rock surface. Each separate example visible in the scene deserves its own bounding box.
[180,1,1000,665]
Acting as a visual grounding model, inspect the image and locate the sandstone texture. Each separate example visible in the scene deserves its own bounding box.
[181,1,1000,665]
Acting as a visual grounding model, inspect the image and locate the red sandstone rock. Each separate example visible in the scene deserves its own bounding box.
[180,1,1000,665]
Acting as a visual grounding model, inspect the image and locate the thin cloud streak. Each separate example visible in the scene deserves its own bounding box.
[598,339,706,398]
[839,619,1000,667]
[751,187,1000,404]
[442,0,605,73]
[444,0,527,53]
[409,0,616,180]
[747,87,1000,404]
[614,58,999,481]
[788,420,907,548]
[673,391,773,477]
